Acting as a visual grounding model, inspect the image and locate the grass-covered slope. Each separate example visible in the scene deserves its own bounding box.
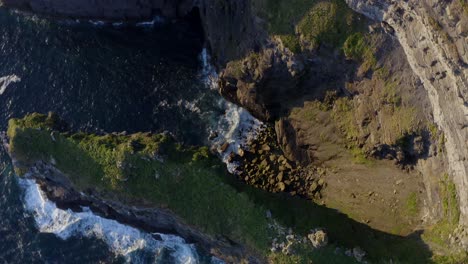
[7,113,269,252]
[11,113,457,263]
[7,113,363,263]
[252,0,366,52]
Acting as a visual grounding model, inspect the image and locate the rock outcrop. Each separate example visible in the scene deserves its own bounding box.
[0,0,194,20]
[345,0,468,231]
[2,0,467,258]
[0,0,260,66]
[25,161,262,264]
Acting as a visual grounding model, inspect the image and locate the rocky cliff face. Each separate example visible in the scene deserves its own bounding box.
[0,0,195,19]
[2,0,467,258]
[346,0,468,233]
[0,0,259,66]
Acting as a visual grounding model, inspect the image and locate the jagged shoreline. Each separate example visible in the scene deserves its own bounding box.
[0,0,467,262]
[1,129,264,264]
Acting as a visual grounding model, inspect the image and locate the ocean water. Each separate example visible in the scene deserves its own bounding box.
[0,8,260,263]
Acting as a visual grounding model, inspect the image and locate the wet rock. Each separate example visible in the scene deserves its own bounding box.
[307,228,328,248]
[208,131,218,140]
[309,182,318,193]
[276,172,284,182]
[220,142,230,153]
[318,179,325,186]
[278,182,286,192]
[353,247,366,262]
[238,148,245,157]
[261,144,271,151]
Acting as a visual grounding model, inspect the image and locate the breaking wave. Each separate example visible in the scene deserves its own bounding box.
[198,48,263,173]
[18,178,200,264]
[0,75,21,95]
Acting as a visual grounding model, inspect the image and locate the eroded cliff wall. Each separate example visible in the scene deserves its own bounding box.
[0,0,197,19]
[0,0,259,66]
[345,0,468,228]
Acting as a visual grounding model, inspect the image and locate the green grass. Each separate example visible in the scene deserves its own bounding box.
[252,0,366,51]
[278,34,301,53]
[350,147,373,165]
[252,0,317,34]
[297,1,363,49]
[423,174,460,251]
[233,181,433,263]
[405,192,419,216]
[7,113,270,253]
[270,244,359,264]
[433,253,468,264]
[343,32,377,72]
[331,97,360,142]
[8,113,438,263]
[8,113,368,263]
[382,81,402,106]
[461,0,468,15]
[343,32,366,60]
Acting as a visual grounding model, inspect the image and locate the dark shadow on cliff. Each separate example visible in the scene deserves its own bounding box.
[223,171,434,263]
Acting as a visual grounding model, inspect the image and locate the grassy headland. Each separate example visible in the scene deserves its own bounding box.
[10,113,461,263]
[8,113,363,263]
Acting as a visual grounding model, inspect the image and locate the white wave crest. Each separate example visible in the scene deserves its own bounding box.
[177,99,201,114]
[199,48,263,173]
[136,16,165,28]
[18,178,199,264]
[0,74,21,95]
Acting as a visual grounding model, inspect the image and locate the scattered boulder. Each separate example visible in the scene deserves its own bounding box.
[208,131,218,140]
[353,247,366,262]
[308,228,328,248]
[262,144,271,151]
[278,182,286,191]
[309,182,318,193]
[220,142,230,153]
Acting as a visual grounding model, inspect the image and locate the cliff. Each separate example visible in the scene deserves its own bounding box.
[10,113,388,263]
[10,113,450,263]
[1,0,467,261]
[0,0,260,66]
[216,0,466,259]
[345,0,468,245]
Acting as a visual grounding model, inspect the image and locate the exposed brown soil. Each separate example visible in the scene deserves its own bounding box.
[320,151,425,235]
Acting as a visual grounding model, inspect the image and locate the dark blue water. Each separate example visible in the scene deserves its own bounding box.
[0,9,225,144]
[0,8,230,263]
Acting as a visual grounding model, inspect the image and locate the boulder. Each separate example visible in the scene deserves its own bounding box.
[278,182,286,191]
[220,142,230,153]
[352,247,366,262]
[309,182,318,193]
[261,144,271,151]
[308,229,328,248]
[277,172,284,182]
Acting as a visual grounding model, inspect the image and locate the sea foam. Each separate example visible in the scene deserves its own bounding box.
[0,75,21,95]
[18,178,199,264]
[199,48,263,173]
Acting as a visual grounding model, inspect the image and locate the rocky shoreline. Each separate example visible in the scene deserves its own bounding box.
[15,161,264,264]
[0,0,466,261]
[225,126,326,200]
[0,130,264,264]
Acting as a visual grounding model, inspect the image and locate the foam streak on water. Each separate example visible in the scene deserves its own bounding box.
[18,177,199,264]
[0,75,21,95]
[198,48,263,173]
